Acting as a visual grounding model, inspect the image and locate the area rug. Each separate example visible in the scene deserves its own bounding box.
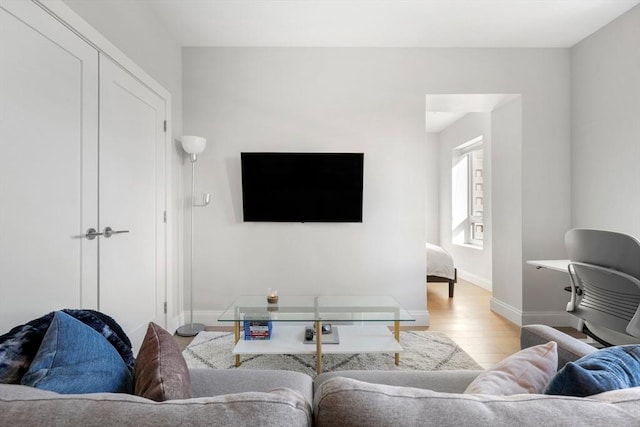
[183,330,482,376]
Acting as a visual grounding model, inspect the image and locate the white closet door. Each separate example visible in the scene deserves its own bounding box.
[0,1,99,333]
[98,56,167,351]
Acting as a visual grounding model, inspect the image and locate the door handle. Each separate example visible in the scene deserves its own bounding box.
[103,226,130,238]
[85,228,104,240]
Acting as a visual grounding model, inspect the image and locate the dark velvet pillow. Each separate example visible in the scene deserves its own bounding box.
[0,309,134,384]
[544,345,640,397]
[0,312,54,383]
[134,322,192,401]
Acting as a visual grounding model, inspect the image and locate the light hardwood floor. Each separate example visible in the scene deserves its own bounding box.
[426,278,520,369]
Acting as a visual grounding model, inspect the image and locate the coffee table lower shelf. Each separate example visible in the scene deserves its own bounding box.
[232,324,403,374]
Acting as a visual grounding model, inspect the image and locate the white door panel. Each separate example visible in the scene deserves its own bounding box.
[99,57,166,352]
[0,2,167,345]
[0,2,98,333]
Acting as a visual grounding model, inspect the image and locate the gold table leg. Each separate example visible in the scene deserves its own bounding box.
[234,321,241,367]
[394,320,400,366]
[315,320,323,375]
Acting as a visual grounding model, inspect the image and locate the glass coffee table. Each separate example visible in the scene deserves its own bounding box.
[218,295,415,374]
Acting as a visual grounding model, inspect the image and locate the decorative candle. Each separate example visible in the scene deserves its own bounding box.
[267,288,278,304]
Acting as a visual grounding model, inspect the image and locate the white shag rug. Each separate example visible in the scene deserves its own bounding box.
[183,330,482,376]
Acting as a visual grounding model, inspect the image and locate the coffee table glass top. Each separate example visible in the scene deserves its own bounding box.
[218,295,415,322]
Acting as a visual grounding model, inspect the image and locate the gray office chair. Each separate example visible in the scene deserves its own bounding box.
[565,228,640,346]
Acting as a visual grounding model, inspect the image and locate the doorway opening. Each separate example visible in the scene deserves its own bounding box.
[424,93,521,300]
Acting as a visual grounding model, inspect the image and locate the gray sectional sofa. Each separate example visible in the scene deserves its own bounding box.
[2,325,640,426]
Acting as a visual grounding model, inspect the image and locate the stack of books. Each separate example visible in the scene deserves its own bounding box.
[243,313,272,340]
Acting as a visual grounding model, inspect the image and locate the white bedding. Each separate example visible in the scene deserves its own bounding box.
[426,243,455,280]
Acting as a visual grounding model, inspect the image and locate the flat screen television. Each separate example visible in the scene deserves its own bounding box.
[241,152,364,222]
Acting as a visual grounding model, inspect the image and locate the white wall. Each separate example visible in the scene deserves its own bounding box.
[183,48,429,323]
[571,4,640,238]
[425,133,440,244]
[63,0,182,135]
[63,0,186,328]
[437,113,492,289]
[491,97,525,321]
[183,47,571,325]
[518,4,640,326]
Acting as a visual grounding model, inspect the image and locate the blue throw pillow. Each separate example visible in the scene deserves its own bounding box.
[65,309,135,375]
[544,345,640,397]
[20,311,133,394]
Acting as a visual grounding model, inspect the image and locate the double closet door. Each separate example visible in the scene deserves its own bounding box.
[0,1,167,351]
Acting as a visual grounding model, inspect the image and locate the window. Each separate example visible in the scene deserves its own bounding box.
[452,136,484,248]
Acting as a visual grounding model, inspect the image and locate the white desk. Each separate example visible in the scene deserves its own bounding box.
[526,259,570,273]
[528,259,585,332]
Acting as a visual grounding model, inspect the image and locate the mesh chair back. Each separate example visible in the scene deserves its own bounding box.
[565,228,640,280]
[569,262,640,338]
[565,229,640,342]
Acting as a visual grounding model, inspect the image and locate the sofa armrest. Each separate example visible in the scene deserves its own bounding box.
[521,324,597,369]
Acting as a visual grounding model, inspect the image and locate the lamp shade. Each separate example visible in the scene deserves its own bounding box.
[181,135,207,155]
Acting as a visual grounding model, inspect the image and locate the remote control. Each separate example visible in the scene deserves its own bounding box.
[304,327,314,341]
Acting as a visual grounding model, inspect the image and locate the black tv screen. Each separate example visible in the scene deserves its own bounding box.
[241,152,364,222]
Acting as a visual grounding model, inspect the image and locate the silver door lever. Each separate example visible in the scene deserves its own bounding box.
[85,228,103,240]
[103,226,130,238]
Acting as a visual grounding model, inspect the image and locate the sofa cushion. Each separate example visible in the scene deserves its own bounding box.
[20,312,133,394]
[191,368,314,405]
[464,341,557,395]
[314,370,481,395]
[0,384,311,426]
[314,377,640,426]
[0,309,134,384]
[545,345,640,397]
[134,323,191,401]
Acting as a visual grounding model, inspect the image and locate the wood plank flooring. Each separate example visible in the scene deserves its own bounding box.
[426,278,520,369]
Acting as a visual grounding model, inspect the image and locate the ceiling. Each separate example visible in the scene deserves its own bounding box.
[147,0,640,48]
[144,0,639,133]
[425,94,519,133]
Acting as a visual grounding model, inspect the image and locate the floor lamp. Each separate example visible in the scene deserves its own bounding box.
[177,135,211,337]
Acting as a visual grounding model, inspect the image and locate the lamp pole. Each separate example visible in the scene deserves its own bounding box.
[176,138,208,337]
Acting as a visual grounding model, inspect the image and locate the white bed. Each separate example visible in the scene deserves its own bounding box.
[426,243,457,297]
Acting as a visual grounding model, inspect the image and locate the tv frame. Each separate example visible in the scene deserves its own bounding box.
[240,152,364,223]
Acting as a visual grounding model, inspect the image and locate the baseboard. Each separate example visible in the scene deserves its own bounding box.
[489,298,581,329]
[169,311,218,334]
[179,310,429,329]
[181,306,573,331]
[457,270,492,291]
[186,310,224,328]
[489,297,522,326]
[409,310,429,327]
[521,311,580,328]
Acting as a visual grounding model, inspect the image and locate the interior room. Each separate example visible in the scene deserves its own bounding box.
[52,0,639,331]
[2,1,640,423]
